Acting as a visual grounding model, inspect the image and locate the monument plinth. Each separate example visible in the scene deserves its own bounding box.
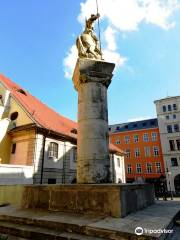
[73,59,115,183]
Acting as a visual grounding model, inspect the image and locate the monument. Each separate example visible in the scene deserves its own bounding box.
[73,13,115,183]
[9,12,155,219]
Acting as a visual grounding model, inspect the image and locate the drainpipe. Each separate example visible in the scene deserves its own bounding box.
[40,134,46,184]
[62,142,66,184]
[111,154,115,183]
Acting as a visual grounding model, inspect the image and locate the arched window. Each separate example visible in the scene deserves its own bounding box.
[48,142,58,158]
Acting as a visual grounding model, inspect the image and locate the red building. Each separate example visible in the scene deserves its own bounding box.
[109,119,165,183]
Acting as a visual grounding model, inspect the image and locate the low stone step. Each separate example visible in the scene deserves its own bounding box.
[0,234,28,240]
[0,221,107,240]
[0,213,129,240]
[0,212,87,237]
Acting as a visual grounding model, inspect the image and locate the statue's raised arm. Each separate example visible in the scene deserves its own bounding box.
[85,13,100,30]
[76,13,103,60]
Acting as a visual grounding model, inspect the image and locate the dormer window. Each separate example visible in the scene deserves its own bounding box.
[16,89,27,96]
[71,128,77,134]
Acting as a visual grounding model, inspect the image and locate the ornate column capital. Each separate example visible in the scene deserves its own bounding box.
[72,58,115,91]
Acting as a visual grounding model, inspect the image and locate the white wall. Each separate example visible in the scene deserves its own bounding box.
[0,164,33,184]
[0,87,10,120]
[109,154,126,183]
[113,154,126,183]
[33,134,76,184]
[0,87,11,143]
[155,96,180,192]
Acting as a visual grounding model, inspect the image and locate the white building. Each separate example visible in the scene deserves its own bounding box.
[154,96,180,193]
[0,74,126,185]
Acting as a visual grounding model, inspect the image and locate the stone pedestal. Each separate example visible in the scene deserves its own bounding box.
[0,184,154,218]
[73,59,115,183]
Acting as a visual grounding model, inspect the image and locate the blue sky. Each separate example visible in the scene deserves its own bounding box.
[0,0,180,124]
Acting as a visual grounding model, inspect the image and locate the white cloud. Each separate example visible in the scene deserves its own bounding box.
[63,0,180,78]
[78,0,180,31]
[104,26,117,51]
[103,49,127,67]
[63,45,78,79]
[143,0,178,29]
[103,26,126,67]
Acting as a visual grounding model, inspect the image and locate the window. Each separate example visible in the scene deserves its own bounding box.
[48,178,56,184]
[125,125,129,129]
[163,105,166,112]
[116,126,120,131]
[134,135,139,143]
[147,163,152,173]
[135,148,140,157]
[71,128,77,134]
[167,125,173,133]
[0,94,3,105]
[176,139,180,150]
[117,158,121,167]
[174,124,179,132]
[48,142,58,158]
[169,140,176,151]
[143,133,149,142]
[109,127,111,131]
[153,146,159,156]
[150,120,156,126]
[10,112,18,121]
[11,143,16,154]
[124,135,130,144]
[16,88,27,96]
[173,114,176,119]
[155,162,161,173]
[127,164,132,174]
[144,147,151,157]
[171,158,178,167]
[133,124,137,128]
[166,115,169,120]
[173,104,177,111]
[168,105,172,111]
[136,163,142,173]
[115,139,120,144]
[142,122,147,127]
[126,149,130,158]
[151,132,157,141]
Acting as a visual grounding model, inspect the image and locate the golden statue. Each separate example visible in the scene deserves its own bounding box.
[76,13,103,60]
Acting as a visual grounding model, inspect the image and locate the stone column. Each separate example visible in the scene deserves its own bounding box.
[73,58,115,183]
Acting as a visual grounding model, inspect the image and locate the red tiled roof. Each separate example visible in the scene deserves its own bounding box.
[109,143,125,155]
[0,74,124,155]
[0,74,77,139]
